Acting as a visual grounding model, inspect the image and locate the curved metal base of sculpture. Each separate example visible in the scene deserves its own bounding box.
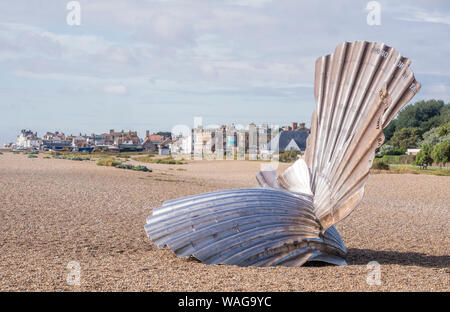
[145,186,347,267]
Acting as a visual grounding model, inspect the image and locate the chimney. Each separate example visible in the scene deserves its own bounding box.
[110,129,114,135]
[292,122,298,130]
[146,130,149,137]
[299,123,306,130]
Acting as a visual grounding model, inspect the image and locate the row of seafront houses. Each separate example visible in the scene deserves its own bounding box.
[13,129,171,154]
[11,122,311,159]
[172,122,310,160]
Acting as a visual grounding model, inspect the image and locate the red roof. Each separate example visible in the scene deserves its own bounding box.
[149,134,164,141]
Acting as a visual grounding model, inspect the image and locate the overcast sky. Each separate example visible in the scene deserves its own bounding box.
[1,0,450,144]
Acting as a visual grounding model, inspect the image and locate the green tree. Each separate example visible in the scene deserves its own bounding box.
[421,127,440,146]
[389,127,422,150]
[438,122,449,136]
[431,141,450,167]
[396,99,444,130]
[155,131,172,138]
[414,144,433,166]
[384,100,448,141]
[279,150,300,162]
[431,141,450,168]
[437,105,450,125]
[444,141,450,164]
[420,124,450,146]
[378,144,406,155]
[383,120,397,142]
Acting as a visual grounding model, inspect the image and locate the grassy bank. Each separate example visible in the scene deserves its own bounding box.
[45,151,156,159]
[371,164,450,176]
[135,156,186,165]
[96,157,151,172]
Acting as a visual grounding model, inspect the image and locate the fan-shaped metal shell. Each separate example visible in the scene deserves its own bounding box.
[303,41,420,229]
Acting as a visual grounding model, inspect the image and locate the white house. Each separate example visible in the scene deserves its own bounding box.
[264,130,309,155]
[284,138,301,151]
[16,130,40,149]
[406,148,421,155]
[170,134,193,156]
[72,135,87,147]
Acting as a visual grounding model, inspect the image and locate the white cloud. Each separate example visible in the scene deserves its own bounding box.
[102,84,128,95]
[394,6,450,25]
[12,70,99,82]
[428,84,450,93]
[225,0,272,8]
[103,45,137,65]
[0,22,119,61]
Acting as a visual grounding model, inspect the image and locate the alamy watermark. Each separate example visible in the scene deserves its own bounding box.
[366,261,381,285]
[170,117,284,170]
[67,1,81,26]
[366,1,381,26]
[66,261,81,286]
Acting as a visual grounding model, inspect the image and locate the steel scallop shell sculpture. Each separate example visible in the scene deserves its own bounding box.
[145,41,421,266]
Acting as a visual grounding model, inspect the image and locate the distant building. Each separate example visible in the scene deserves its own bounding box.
[142,131,158,152]
[142,137,158,152]
[406,148,420,155]
[170,132,193,155]
[41,139,72,151]
[100,133,113,145]
[158,138,172,155]
[283,122,309,132]
[42,131,67,141]
[118,144,143,152]
[16,130,40,149]
[39,131,71,150]
[88,134,106,146]
[181,123,276,160]
[193,126,217,159]
[264,130,309,154]
[148,134,165,144]
[107,129,140,146]
[71,134,89,148]
[158,148,170,155]
[142,130,171,154]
